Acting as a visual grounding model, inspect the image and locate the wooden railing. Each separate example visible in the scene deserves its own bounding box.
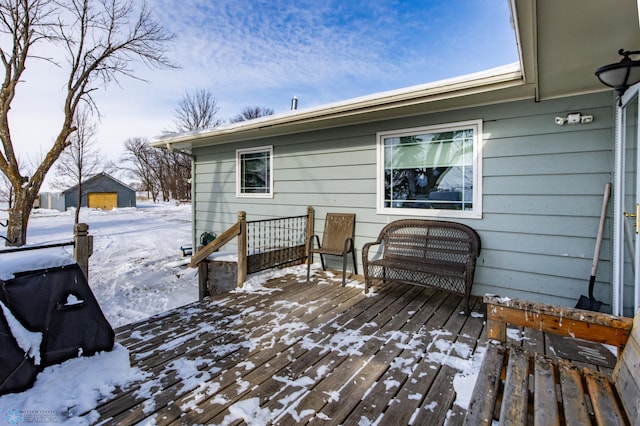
[246,212,310,274]
[190,207,315,299]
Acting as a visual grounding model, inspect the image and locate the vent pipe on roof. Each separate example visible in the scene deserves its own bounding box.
[290,96,298,110]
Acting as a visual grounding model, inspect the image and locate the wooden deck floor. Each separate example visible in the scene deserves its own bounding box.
[87,270,617,425]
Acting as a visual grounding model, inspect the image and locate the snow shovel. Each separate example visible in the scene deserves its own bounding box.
[576,182,610,311]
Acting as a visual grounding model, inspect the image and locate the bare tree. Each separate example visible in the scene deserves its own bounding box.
[151,88,225,202]
[122,138,159,201]
[0,171,12,207]
[169,89,224,133]
[122,137,190,202]
[229,106,274,123]
[0,0,175,246]
[0,153,37,209]
[52,107,115,224]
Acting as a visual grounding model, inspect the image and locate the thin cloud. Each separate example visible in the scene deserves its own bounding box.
[6,0,518,166]
[152,0,409,90]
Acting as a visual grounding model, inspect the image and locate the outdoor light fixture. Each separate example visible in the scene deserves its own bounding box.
[595,49,640,104]
[554,112,593,126]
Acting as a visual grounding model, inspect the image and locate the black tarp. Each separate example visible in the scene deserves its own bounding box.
[0,263,114,394]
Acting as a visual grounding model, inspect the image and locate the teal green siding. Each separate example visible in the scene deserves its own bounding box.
[192,91,616,309]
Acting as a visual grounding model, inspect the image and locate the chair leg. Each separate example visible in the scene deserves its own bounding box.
[342,252,348,287]
[306,237,315,282]
[319,253,326,271]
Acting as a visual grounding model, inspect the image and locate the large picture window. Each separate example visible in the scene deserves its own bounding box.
[377,120,482,218]
[237,146,273,198]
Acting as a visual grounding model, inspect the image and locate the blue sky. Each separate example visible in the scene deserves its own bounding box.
[11,0,518,164]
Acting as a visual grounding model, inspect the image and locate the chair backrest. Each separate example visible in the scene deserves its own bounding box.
[321,213,356,252]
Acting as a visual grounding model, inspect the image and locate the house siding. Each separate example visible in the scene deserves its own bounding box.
[192,91,616,309]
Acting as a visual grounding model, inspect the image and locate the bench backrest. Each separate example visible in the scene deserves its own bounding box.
[378,219,480,265]
[613,308,640,425]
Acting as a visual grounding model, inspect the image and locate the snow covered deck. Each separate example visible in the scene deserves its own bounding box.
[88,271,618,425]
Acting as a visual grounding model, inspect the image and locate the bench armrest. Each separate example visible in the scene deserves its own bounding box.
[362,239,383,263]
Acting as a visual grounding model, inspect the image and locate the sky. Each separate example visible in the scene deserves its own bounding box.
[8,0,518,168]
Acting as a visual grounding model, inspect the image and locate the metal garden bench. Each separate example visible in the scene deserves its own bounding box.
[362,219,481,314]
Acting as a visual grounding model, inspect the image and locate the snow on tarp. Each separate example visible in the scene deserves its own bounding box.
[0,246,75,281]
[0,301,42,365]
[0,344,148,423]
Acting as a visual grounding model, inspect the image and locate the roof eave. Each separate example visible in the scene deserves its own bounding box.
[151,64,525,151]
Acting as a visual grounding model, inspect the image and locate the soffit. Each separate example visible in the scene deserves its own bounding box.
[154,71,533,151]
[535,0,640,99]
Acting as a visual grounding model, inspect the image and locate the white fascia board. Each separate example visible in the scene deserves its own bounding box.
[152,62,523,150]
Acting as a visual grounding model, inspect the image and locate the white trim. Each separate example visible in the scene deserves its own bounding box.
[376,120,483,219]
[151,64,521,148]
[236,145,274,198]
[613,83,640,315]
[613,102,624,316]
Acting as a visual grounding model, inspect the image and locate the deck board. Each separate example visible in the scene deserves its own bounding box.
[86,271,618,425]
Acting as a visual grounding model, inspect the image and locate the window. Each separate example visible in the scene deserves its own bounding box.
[377,120,482,218]
[237,146,273,198]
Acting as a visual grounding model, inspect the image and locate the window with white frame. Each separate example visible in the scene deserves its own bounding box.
[236,146,273,197]
[377,120,482,218]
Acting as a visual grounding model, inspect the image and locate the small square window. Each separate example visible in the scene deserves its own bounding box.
[377,120,482,218]
[236,146,273,198]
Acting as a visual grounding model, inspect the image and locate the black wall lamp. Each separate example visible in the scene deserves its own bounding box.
[596,49,640,105]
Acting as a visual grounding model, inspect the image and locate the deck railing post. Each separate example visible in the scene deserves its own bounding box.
[74,223,93,281]
[237,211,247,288]
[198,261,209,300]
[306,206,314,261]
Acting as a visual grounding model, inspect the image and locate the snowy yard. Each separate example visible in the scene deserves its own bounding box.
[3,201,199,328]
[0,203,201,419]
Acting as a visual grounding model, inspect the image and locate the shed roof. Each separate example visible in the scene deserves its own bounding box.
[61,173,135,195]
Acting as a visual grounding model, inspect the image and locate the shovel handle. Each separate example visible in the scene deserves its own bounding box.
[590,183,611,278]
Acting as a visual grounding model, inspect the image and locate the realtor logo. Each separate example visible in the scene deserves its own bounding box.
[5,410,22,424]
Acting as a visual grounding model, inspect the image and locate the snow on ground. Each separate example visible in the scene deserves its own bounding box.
[0,203,486,424]
[2,201,199,328]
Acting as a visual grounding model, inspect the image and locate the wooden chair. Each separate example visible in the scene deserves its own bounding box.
[306,213,357,286]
